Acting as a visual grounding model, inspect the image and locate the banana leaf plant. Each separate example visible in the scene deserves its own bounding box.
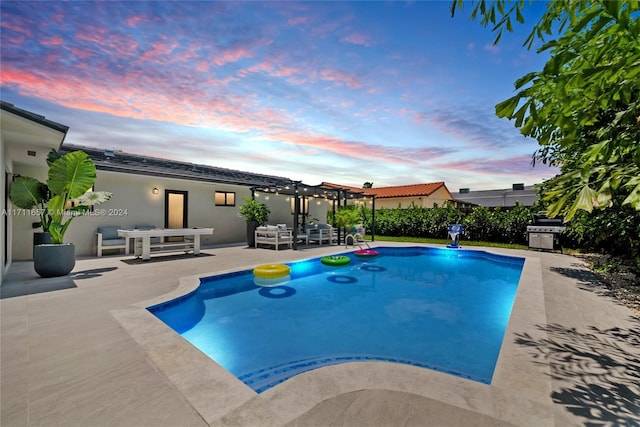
[45,150,112,244]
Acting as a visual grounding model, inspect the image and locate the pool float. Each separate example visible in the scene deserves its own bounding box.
[254,275,291,287]
[354,249,379,258]
[253,264,290,279]
[321,255,351,266]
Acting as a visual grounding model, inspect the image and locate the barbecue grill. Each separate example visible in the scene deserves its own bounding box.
[527,212,566,252]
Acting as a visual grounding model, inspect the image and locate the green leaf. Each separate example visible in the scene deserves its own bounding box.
[9,177,47,210]
[574,185,597,213]
[495,95,520,118]
[47,151,97,198]
[622,182,640,209]
[602,0,620,19]
[514,71,537,89]
[48,194,65,218]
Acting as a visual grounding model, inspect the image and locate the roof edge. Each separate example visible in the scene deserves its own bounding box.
[1,100,70,137]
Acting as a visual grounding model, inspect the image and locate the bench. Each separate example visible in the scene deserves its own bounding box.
[97,225,130,257]
[255,225,293,250]
[306,224,336,245]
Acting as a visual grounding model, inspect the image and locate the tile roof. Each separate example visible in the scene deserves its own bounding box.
[322,181,450,199]
[60,144,294,188]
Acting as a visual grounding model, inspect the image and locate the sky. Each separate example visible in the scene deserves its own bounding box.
[0,0,558,192]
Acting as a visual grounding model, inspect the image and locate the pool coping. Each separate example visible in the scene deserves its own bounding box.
[111,245,554,426]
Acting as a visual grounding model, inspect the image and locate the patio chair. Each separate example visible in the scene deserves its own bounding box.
[255,225,293,250]
[306,224,335,245]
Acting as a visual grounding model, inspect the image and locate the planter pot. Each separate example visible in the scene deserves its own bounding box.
[33,232,52,259]
[34,243,75,278]
[247,221,259,247]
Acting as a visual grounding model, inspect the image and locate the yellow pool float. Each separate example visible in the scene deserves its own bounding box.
[253,264,291,279]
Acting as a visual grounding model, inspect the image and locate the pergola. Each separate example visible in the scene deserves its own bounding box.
[250,182,376,250]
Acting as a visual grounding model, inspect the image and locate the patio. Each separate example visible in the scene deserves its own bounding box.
[1,243,638,426]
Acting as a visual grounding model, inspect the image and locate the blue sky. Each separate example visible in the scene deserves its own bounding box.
[1,0,557,191]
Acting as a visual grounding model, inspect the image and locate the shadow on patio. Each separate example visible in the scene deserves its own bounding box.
[515,323,640,425]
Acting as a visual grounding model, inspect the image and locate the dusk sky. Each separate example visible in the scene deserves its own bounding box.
[1,1,558,191]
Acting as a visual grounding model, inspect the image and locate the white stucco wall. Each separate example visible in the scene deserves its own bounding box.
[374,187,453,209]
[9,168,330,259]
[1,136,7,284]
[63,171,252,258]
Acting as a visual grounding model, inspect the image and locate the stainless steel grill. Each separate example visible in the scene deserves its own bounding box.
[527,213,566,252]
[527,225,566,233]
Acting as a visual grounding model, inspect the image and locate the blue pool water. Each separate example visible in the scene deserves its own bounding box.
[150,246,524,393]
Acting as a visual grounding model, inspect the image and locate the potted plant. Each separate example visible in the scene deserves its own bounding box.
[238,198,270,247]
[9,176,53,256]
[334,206,361,233]
[32,150,112,277]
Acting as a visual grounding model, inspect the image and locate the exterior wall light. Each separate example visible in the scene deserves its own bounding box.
[152,187,159,195]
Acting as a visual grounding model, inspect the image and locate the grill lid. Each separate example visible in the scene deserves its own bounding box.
[527,225,566,233]
[532,211,564,226]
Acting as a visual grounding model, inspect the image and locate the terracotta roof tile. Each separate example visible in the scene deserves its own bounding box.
[322,181,450,199]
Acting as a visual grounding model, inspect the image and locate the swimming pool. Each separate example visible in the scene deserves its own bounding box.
[150,246,524,393]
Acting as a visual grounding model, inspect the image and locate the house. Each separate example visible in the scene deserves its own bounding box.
[450,184,538,208]
[2,102,378,270]
[1,102,336,267]
[322,182,454,209]
[1,101,69,284]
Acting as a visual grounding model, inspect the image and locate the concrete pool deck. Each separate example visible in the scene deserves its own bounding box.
[1,242,639,426]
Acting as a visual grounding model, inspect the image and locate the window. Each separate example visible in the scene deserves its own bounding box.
[215,191,235,206]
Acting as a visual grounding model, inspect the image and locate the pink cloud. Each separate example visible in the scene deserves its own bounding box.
[318,68,361,89]
[1,19,33,37]
[212,47,254,66]
[265,129,450,166]
[125,15,146,27]
[433,155,557,178]
[70,47,94,59]
[288,16,308,25]
[139,40,178,62]
[341,32,372,47]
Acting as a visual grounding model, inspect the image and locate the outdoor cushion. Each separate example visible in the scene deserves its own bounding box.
[101,238,126,246]
[97,225,121,240]
[134,224,156,230]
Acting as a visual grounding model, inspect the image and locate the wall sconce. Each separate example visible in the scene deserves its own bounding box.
[152,187,159,195]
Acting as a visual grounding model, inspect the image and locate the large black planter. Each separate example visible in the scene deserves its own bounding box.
[246,221,258,247]
[33,232,52,259]
[34,243,75,278]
